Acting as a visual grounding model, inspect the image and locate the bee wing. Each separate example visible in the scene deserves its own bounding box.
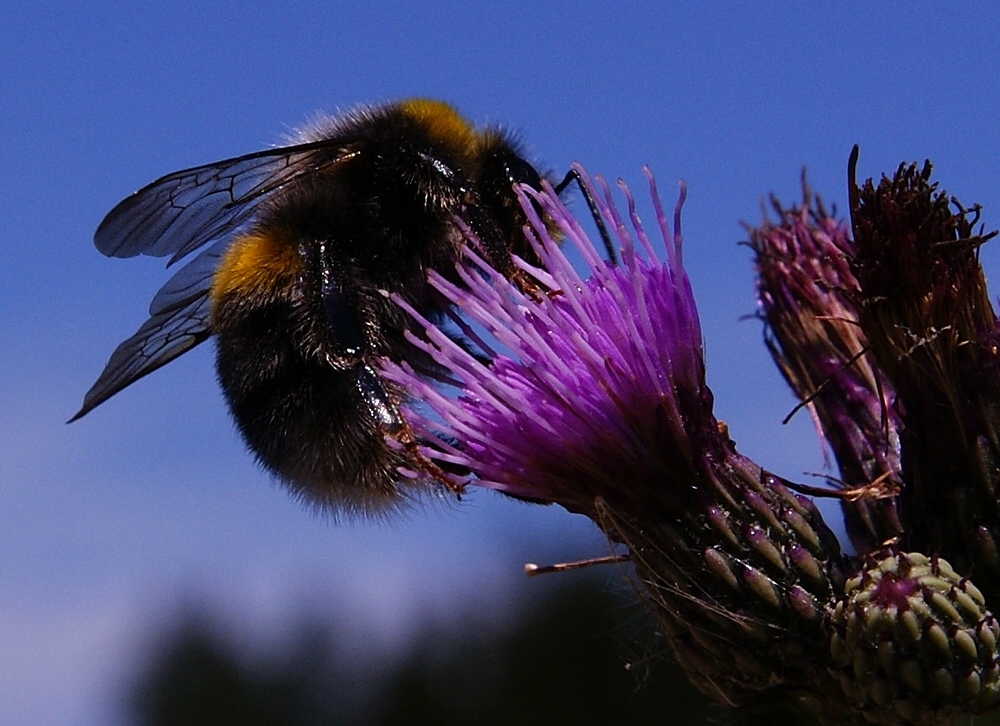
[70,239,230,421]
[75,138,365,420]
[95,138,361,266]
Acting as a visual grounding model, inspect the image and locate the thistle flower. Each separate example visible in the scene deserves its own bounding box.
[748,181,903,554]
[384,168,715,517]
[381,167,846,713]
[381,158,1000,724]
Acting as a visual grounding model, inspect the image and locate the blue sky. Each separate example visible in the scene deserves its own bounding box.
[4,3,1000,724]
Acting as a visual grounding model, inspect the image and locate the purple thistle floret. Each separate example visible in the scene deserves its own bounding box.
[383,166,718,517]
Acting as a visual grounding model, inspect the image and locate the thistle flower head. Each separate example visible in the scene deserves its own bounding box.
[382,167,846,710]
[382,165,722,518]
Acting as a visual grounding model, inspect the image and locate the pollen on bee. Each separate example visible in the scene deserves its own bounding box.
[209,228,301,311]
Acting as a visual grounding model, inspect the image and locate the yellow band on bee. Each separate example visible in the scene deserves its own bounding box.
[210,229,301,312]
[398,98,478,154]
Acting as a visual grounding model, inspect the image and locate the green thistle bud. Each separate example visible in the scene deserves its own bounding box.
[829,551,1000,724]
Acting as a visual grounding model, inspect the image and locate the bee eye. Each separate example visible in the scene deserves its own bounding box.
[503,155,543,190]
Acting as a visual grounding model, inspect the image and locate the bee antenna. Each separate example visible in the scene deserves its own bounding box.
[554,167,617,264]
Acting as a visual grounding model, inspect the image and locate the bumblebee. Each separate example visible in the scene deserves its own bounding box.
[72,98,602,516]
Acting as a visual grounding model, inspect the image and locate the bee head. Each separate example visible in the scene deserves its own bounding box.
[472,130,549,270]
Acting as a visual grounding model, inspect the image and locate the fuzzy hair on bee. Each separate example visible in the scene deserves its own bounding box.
[71,98,568,517]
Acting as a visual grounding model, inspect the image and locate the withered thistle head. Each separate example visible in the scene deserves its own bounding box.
[848,147,1000,601]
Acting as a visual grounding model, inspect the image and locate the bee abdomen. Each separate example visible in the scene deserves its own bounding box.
[211,231,409,514]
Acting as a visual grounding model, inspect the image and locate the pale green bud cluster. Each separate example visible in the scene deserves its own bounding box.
[829,552,1000,724]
